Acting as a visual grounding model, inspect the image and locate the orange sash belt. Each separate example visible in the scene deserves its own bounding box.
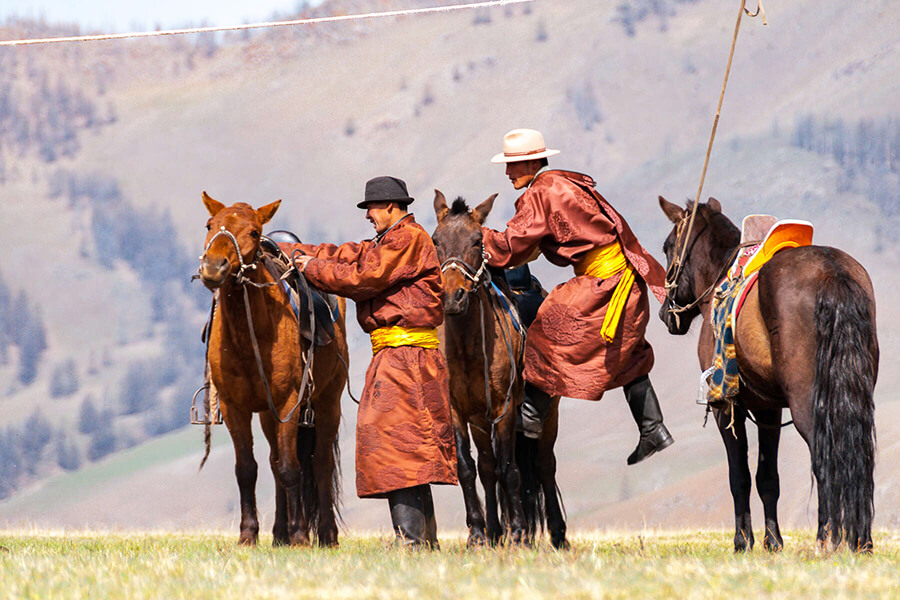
[370,326,440,355]
[574,242,635,342]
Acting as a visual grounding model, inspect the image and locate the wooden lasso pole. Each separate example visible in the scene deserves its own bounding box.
[667,0,766,293]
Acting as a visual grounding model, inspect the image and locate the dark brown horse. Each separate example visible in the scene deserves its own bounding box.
[198,192,348,547]
[658,196,877,552]
[433,191,567,549]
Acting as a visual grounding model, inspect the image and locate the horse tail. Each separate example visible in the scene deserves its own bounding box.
[296,426,320,535]
[199,423,211,471]
[812,271,877,551]
[515,432,545,540]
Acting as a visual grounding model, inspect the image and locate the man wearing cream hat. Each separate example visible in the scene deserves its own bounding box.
[482,129,674,465]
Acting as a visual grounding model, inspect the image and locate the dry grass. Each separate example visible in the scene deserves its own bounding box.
[1,529,899,599]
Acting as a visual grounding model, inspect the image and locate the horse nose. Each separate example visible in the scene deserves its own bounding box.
[200,255,230,284]
[452,288,466,305]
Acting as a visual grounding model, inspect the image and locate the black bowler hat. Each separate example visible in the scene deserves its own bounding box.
[357,176,415,209]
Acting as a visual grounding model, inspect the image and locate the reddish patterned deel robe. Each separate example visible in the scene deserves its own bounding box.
[279,215,458,498]
[483,170,668,401]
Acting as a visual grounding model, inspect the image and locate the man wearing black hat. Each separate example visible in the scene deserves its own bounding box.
[281,176,457,549]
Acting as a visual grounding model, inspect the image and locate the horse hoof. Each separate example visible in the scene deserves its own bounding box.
[733,534,753,553]
[467,531,488,548]
[317,529,339,548]
[764,537,783,553]
[272,535,290,547]
[508,529,527,546]
[552,537,570,551]
[289,532,312,547]
[238,533,258,546]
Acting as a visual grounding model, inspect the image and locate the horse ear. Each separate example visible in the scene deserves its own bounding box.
[471,193,498,225]
[707,197,722,213]
[202,191,225,217]
[257,199,282,225]
[433,190,449,222]
[659,196,685,223]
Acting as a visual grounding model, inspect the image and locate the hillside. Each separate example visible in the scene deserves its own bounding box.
[1,0,899,535]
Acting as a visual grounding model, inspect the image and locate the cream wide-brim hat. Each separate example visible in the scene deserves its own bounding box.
[490,128,561,164]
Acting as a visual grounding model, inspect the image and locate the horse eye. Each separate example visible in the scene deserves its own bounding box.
[250,231,260,239]
[205,224,211,231]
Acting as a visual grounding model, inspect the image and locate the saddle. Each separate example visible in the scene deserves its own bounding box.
[260,235,339,347]
[704,216,814,407]
[494,264,546,330]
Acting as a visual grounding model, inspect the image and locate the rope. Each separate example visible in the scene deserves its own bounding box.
[0,0,535,47]
[665,0,766,308]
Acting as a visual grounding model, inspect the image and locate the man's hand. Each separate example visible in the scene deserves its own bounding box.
[294,255,313,272]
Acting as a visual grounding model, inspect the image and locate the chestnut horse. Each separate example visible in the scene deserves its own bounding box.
[658,197,877,552]
[198,192,348,546]
[433,191,567,549]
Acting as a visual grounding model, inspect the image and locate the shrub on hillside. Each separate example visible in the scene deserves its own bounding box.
[78,397,99,435]
[49,358,79,397]
[87,411,116,462]
[0,426,22,499]
[55,429,82,471]
[21,408,52,476]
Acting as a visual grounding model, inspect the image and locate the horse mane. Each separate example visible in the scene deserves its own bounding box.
[450,197,469,216]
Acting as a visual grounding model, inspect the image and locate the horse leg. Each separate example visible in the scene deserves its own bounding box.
[714,407,754,552]
[454,412,488,547]
[275,398,310,547]
[753,409,784,552]
[540,400,568,550]
[494,409,527,545]
[472,426,502,545]
[311,385,341,548]
[260,413,289,546]
[224,408,259,546]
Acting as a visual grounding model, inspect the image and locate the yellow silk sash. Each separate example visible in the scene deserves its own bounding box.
[370,326,440,355]
[574,242,636,342]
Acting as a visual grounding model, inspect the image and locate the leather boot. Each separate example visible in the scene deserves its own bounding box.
[422,485,439,550]
[388,486,428,548]
[518,382,553,439]
[624,375,674,465]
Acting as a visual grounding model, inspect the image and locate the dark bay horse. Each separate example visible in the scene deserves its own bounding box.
[433,191,567,549]
[198,192,348,547]
[658,196,877,552]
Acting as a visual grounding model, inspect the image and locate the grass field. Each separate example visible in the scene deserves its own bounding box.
[1,530,899,599]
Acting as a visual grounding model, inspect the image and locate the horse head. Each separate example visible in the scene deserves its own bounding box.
[199,191,282,290]
[658,195,739,335]
[432,190,498,315]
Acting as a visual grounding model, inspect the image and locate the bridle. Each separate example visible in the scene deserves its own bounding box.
[664,212,749,330]
[440,244,491,290]
[197,225,317,426]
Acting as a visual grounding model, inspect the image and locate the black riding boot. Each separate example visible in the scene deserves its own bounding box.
[519,382,553,439]
[388,485,429,548]
[422,485,439,550]
[624,375,674,465]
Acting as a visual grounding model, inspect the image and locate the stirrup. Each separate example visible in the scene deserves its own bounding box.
[190,384,223,425]
[299,405,315,428]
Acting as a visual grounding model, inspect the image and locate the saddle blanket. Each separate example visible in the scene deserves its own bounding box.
[706,272,759,406]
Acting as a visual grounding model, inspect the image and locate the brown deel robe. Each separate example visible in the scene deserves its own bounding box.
[280,215,458,498]
[483,170,667,401]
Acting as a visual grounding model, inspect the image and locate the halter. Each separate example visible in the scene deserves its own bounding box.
[664,213,748,330]
[440,244,491,289]
[201,226,263,285]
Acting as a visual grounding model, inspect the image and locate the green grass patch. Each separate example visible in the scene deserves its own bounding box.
[1,530,898,599]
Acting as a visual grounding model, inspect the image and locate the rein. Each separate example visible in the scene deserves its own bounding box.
[198,227,317,426]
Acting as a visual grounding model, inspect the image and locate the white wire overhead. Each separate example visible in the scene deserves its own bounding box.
[0,0,536,47]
